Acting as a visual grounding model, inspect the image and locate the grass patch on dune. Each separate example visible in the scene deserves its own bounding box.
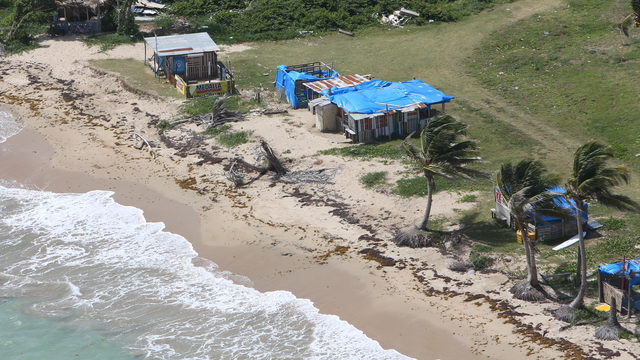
[89,58,182,99]
[202,124,252,147]
[84,33,139,53]
[360,171,387,188]
[318,140,406,160]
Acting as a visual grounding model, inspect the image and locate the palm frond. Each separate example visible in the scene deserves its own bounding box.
[595,193,640,213]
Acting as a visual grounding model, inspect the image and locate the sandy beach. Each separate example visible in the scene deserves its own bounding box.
[2,37,639,359]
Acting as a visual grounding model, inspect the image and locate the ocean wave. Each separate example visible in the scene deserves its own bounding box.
[0,185,412,359]
[0,110,24,143]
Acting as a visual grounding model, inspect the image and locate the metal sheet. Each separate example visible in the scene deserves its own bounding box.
[303,74,369,93]
[144,32,220,57]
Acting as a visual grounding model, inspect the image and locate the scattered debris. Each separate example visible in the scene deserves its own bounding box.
[132,132,156,159]
[380,8,420,27]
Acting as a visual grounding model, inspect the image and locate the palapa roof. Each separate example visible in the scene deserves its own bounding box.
[144,32,220,57]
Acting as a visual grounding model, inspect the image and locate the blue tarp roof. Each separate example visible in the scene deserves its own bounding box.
[599,259,640,286]
[536,186,588,224]
[322,79,454,114]
[275,65,338,109]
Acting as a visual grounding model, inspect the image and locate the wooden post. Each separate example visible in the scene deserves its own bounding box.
[628,270,633,319]
[598,269,603,302]
[441,102,446,113]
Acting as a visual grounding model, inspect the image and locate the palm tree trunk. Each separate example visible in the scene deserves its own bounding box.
[523,232,539,287]
[570,208,587,309]
[418,174,435,230]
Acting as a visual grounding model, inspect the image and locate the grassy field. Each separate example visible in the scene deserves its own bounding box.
[89,59,183,99]
[225,0,640,274]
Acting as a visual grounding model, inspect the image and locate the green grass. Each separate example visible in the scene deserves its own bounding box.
[395,176,490,197]
[599,217,626,231]
[318,140,406,160]
[459,194,478,203]
[201,124,251,147]
[89,59,182,99]
[84,33,139,53]
[217,131,252,147]
[359,171,387,188]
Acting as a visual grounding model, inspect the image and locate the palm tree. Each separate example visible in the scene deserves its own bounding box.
[621,0,640,37]
[496,160,555,301]
[555,142,640,322]
[402,115,486,231]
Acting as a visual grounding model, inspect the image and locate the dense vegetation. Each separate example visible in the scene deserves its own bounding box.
[0,0,55,53]
[161,0,505,42]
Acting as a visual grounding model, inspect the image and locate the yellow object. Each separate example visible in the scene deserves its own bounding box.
[516,230,536,244]
[595,304,611,312]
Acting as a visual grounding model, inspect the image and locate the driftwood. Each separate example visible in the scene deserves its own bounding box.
[338,28,355,36]
[263,109,288,115]
[226,140,286,187]
[133,133,156,159]
[226,140,340,187]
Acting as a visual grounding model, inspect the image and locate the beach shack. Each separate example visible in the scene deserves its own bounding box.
[598,258,640,316]
[275,62,338,109]
[492,185,588,242]
[320,79,454,143]
[304,75,370,132]
[53,0,111,34]
[144,33,234,98]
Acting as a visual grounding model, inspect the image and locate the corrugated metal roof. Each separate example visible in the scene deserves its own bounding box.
[303,74,369,93]
[144,32,220,57]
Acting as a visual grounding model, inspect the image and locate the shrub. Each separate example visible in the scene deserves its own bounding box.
[359,171,387,188]
[469,245,494,270]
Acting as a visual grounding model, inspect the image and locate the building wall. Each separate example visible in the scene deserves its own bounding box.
[343,108,424,143]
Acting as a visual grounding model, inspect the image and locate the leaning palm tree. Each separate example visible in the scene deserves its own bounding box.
[621,0,640,37]
[394,115,486,247]
[496,160,556,301]
[555,142,640,322]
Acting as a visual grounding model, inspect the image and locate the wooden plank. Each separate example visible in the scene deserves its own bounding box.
[552,232,586,251]
[602,282,624,312]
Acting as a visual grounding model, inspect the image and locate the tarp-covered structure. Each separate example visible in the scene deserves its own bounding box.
[493,185,588,242]
[323,79,454,114]
[598,258,640,312]
[275,64,338,109]
[600,259,640,286]
[535,186,589,224]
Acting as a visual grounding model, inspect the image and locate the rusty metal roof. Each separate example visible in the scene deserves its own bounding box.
[303,74,369,93]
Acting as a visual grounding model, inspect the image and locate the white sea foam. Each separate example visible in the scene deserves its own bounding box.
[0,110,24,143]
[0,185,413,359]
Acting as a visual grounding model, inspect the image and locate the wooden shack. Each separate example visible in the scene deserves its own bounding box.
[54,0,110,34]
[598,259,640,316]
[144,33,234,98]
[316,79,453,143]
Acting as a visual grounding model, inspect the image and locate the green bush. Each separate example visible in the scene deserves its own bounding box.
[470,245,494,270]
[359,171,387,188]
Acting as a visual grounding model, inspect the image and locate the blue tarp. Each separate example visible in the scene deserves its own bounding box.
[535,186,588,224]
[600,259,640,286]
[322,79,454,114]
[275,65,338,109]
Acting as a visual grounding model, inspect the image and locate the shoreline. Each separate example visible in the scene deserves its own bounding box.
[1,117,481,360]
[2,37,638,359]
